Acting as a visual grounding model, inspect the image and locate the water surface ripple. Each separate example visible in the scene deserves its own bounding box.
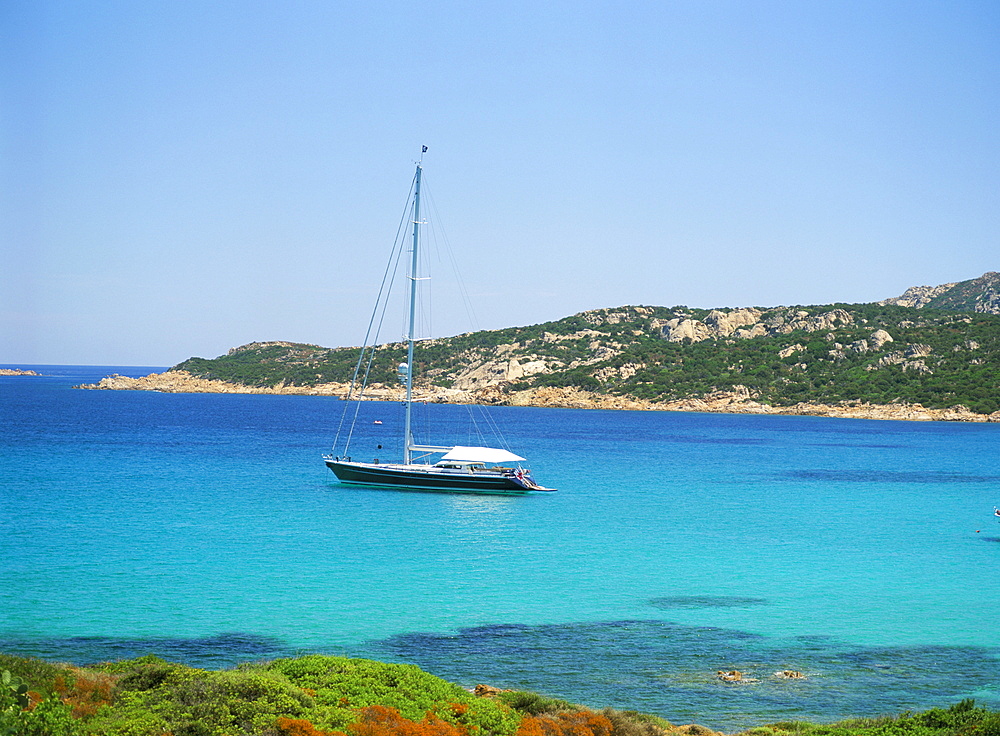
[2,367,999,729]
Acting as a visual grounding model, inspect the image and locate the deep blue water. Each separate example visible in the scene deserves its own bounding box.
[2,365,999,730]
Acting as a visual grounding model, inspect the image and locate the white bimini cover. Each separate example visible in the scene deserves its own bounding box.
[440,446,525,464]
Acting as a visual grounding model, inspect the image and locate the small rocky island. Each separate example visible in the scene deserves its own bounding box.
[0,368,41,376]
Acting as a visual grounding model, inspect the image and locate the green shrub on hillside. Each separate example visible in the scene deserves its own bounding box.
[1,662,78,736]
[2,652,999,736]
[167,302,1000,414]
[263,655,521,733]
[738,699,1000,736]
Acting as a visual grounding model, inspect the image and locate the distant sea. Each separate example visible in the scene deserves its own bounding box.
[2,365,999,730]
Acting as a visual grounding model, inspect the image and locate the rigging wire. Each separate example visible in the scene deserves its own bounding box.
[422,178,516,454]
[332,171,417,456]
[422,183,480,331]
[475,403,516,452]
[342,238,406,456]
[332,164,518,464]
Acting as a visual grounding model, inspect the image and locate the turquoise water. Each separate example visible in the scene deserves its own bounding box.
[2,366,999,729]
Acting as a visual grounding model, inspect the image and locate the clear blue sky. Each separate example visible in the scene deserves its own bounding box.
[2,1,998,366]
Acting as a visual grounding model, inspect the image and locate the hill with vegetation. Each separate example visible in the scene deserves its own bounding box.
[3,652,999,736]
[879,271,1000,314]
[167,280,1000,416]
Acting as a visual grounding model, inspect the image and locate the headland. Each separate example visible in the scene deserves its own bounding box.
[75,370,1000,422]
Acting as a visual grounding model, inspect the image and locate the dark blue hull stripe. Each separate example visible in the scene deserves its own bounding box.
[325,460,537,495]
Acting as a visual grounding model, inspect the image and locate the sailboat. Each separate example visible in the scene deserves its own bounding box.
[323,151,555,495]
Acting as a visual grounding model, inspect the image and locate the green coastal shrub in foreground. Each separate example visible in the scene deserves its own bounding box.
[740,699,1000,736]
[2,652,999,736]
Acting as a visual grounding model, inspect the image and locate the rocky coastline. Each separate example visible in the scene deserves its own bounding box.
[0,368,41,376]
[75,370,1000,422]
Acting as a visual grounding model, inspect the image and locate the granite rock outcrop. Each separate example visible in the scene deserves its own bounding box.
[657,307,853,343]
[880,271,1000,314]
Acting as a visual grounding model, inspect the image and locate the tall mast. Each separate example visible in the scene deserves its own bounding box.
[403,155,423,464]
